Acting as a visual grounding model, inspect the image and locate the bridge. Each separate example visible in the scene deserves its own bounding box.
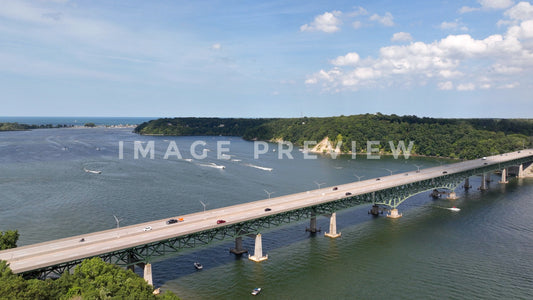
[1,150,532,284]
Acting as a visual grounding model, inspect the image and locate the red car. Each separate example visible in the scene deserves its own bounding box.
[217,220,226,224]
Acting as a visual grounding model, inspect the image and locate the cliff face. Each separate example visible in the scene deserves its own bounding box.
[309,137,342,154]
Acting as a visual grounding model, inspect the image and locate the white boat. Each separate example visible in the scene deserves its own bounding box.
[200,163,225,169]
[194,262,203,270]
[251,288,261,295]
[448,207,461,212]
[84,168,102,174]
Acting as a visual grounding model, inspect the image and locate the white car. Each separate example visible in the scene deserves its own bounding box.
[143,226,152,231]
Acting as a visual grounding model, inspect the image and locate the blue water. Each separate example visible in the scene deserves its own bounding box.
[0,116,153,126]
[1,124,532,299]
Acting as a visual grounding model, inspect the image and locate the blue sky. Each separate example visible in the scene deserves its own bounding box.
[0,0,532,118]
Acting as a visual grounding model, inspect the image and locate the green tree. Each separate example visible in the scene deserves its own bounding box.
[84,122,96,127]
[0,230,19,250]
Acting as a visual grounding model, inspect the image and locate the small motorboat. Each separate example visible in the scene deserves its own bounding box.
[194,262,203,270]
[449,206,461,212]
[84,168,102,174]
[251,288,261,296]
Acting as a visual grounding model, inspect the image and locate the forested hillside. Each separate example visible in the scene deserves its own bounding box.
[134,114,533,159]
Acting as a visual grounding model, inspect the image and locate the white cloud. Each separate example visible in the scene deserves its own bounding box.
[211,43,221,50]
[440,20,468,31]
[300,11,342,33]
[352,20,362,29]
[369,12,394,26]
[479,0,514,9]
[306,19,532,91]
[457,83,476,90]
[391,32,413,42]
[438,81,454,90]
[347,6,368,17]
[499,82,520,88]
[460,0,514,13]
[504,1,533,20]
[331,52,360,66]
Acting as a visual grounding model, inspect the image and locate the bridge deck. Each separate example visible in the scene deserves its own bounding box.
[1,150,532,274]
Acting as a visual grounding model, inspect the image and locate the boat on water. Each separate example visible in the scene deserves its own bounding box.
[251,288,261,296]
[449,207,461,212]
[84,168,102,174]
[194,262,203,270]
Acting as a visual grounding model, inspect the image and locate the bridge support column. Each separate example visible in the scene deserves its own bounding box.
[324,213,341,238]
[248,234,268,262]
[479,173,488,190]
[447,191,458,200]
[463,178,471,190]
[306,213,320,233]
[518,164,524,178]
[143,263,153,286]
[499,168,509,184]
[387,208,402,219]
[230,236,247,255]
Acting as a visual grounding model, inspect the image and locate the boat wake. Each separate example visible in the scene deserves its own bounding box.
[244,163,273,171]
[199,163,225,169]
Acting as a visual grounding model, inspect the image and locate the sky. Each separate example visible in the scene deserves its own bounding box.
[0,0,532,118]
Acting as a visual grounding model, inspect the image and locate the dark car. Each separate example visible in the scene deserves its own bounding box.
[333,187,338,190]
[166,219,178,225]
[376,178,381,181]
[345,192,352,196]
[264,208,272,212]
[442,171,448,174]
[217,219,226,224]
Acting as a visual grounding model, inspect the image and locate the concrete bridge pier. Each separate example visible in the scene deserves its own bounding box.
[479,173,488,190]
[324,213,341,238]
[518,164,524,178]
[230,236,247,255]
[143,263,153,286]
[463,177,471,190]
[248,234,268,262]
[306,213,320,233]
[387,208,402,218]
[499,168,509,184]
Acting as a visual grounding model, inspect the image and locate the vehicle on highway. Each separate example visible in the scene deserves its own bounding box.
[442,171,448,174]
[166,219,178,225]
[264,208,272,212]
[178,217,184,222]
[376,178,381,181]
[217,220,226,224]
[345,192,352,196]
[143,226,152,231]
[333,187,338,190]
[79,238,85,242]
[482,157,487,160]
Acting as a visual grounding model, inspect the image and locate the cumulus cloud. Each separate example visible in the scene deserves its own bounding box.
[438,81,454,90]
[370,12,394,26]
[331,52,360,66]
[300,11,342,33]
[457,83,476,90]
[305,11,533,93]
[391,32,413,42]
[460,0,514,13]
[211,43,221,50]
[352,20,362,29]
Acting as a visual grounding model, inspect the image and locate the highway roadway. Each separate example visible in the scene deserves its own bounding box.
[1,149,532,274]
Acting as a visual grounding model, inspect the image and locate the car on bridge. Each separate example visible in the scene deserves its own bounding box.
[143,226,152,231]
[166,219,178,225]
[264,208,272,212]
[345,192,352,196]
[217,220,226,224]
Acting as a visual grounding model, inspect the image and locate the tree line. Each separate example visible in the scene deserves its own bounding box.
[135,114,532,160]
[0,230,179,299]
